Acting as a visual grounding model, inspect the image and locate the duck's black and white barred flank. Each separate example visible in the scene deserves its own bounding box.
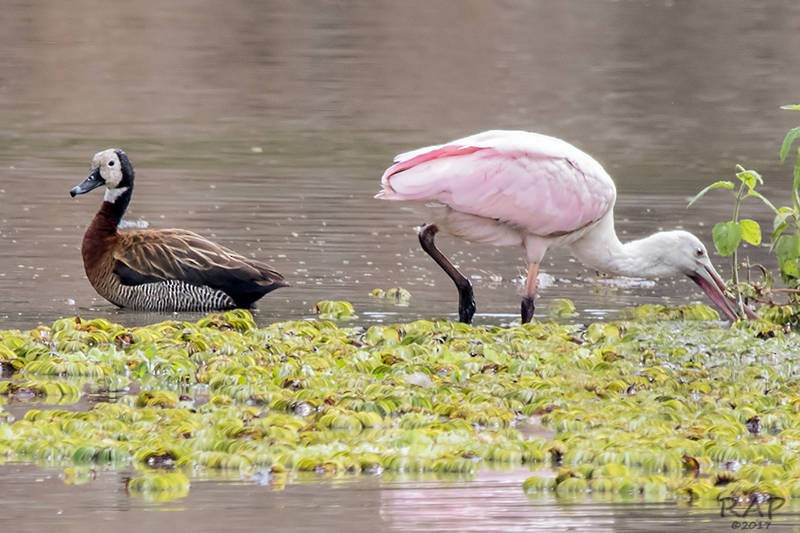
[111,279,236,312]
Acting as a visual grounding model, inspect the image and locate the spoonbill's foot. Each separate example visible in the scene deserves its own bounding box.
[521,296,535,324]
[459,289,476,324]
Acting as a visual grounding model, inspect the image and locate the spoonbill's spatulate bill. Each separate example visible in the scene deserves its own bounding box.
[376,130,754,324]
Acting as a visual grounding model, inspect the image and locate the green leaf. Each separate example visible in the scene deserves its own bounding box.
[687,180,734,207]
[777,233,800,281]
[739,219,761,246]
[712,221,742,256]
[772,221,790,245]
[780,104,800,111]
[779,126,800,162]
[781,259,800,280]
[735,168,762,190]
[771,209,794,243]
[775,234,800,279]
[794,152,800,191]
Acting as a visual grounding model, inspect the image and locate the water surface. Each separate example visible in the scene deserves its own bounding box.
[3,464,800,533]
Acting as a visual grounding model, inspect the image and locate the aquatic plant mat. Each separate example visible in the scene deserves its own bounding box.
[2,306,800,504]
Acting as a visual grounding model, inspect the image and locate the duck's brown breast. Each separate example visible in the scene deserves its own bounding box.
[81,204,125,307]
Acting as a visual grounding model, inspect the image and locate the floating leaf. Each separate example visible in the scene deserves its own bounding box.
[522,475,553,492]
[370,288,412,306]
[126,471,190,502]
[547,298,577,319]
[385,288,412,305]
[314,300,356,320]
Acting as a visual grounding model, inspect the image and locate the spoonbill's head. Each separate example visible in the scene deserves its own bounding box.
[654,231,754,321]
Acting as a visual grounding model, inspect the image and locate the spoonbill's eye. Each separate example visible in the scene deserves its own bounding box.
[695,248,705,258]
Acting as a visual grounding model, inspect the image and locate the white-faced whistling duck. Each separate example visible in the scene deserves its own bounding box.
[70,148,287,312]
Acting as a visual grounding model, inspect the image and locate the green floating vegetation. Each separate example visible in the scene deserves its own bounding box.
[370,287,412,306]
[621,303,721,321]
[546,299,577,319]
[1,305,800,504]
[314,300,356,320]
[126,470,191,502]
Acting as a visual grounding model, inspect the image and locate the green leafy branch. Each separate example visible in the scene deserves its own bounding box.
[688,165,772,311]
[773,104,800,283]
[689,105,800,314]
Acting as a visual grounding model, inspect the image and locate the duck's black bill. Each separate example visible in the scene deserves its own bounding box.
[70,168,105,197]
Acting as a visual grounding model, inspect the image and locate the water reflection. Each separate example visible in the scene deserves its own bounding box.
[2,464,800,532]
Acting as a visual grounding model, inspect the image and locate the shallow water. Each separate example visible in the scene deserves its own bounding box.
[2,0,800,530]
[3,463,800,533]
[1,0,798,330]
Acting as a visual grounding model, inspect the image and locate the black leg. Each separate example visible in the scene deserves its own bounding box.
[418,223,476,324]
[521,296,535,324]
[521,263,539,324]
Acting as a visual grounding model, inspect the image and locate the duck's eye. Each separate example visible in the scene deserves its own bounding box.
[695,248,705,258]
[108,161,115,167]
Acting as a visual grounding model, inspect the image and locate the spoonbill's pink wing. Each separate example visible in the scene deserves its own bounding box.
[377,130,616,237]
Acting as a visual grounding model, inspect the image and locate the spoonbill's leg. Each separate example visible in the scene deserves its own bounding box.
[521,263,539,323]
[418,223,476,324]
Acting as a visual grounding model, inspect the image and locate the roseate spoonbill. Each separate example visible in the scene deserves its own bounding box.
[376,130,753,324]
[70,149,286,311]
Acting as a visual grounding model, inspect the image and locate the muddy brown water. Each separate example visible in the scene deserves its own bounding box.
[2,1,800,530]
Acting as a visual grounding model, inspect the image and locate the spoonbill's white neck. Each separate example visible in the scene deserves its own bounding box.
[570,213,690,279]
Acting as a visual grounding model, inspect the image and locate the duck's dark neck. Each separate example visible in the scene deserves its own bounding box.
[87,186,133,237]
[108,185,133,222]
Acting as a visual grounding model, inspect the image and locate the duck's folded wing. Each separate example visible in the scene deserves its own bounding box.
[113,229,284,291]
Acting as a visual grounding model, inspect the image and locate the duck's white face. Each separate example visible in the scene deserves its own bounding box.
[91,148,125,188]
[70,148,133,203]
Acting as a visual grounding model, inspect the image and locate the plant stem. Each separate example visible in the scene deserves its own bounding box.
[731,183,745,314]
